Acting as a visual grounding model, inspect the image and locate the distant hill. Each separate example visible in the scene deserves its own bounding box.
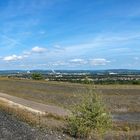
[0,69,140,76]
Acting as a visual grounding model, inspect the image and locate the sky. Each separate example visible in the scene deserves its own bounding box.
[0,0,140,70]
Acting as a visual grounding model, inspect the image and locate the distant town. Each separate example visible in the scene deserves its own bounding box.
[1,69,140,85]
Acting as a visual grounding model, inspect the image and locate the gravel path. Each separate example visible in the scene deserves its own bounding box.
[0,92,70,117]
[0,110,70,140]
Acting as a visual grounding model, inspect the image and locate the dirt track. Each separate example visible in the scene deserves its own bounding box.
[0,92,73,140]
[0,92,70,117]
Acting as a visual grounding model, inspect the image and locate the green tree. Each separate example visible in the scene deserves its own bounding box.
[31,73,44,80]
[67,91,112,138]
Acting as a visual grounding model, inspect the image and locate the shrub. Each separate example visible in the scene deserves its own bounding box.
[31,73,44,80]
[132,80,140,85]
[66,91,112,138]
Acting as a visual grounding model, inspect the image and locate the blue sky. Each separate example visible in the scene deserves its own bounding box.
[0,0,140,70]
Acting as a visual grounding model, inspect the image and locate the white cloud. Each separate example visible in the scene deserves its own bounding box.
[89,58,110,66]
[70,59,87,64]
[23,51,31,56]
[3,55,24,61]
[134,57,139,60]
[51,61,67,66]
[2,46,47,62]
[31,46,46,53]
[51,45,65,52]
[54,45,61,49]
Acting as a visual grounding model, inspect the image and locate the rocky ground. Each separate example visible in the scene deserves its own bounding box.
[0,110,71,140]
[1,104,140,140]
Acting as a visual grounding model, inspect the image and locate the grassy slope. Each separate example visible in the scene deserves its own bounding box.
[0,77,140,138]
[0,77,88,108]
[0,77,139,112]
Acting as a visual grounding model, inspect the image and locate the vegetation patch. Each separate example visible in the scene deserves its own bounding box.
[66,91,112,139]
[31,73,44,80]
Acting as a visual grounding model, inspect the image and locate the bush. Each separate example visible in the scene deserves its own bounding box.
[132,80,140,85]
[31,73,44,80]
[66,91,112,138]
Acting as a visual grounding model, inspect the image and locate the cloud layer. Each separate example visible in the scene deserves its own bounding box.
[31,46,46,53]
[3,46,46,62]
[3,55,23,61]
[89,59,110,66]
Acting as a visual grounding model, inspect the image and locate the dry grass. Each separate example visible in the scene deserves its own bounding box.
[0,77,140,139]
[0,100,39,126]
[0,77,88,108]
[0,100,66,131]
[102,90,140,113]
[0,77,139,113]
[113,121,140,131]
